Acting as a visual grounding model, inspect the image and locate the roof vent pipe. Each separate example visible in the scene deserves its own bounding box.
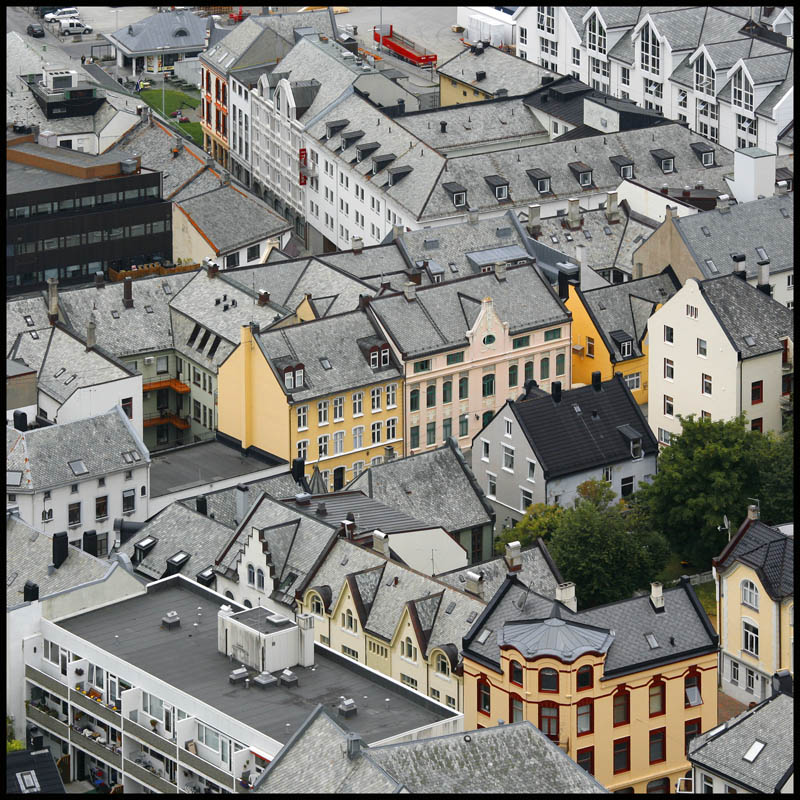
[440,121,447,133]
[591,371,602,391]
[123,277,134,309]
[551,381,561,403]
[196,495,208,516]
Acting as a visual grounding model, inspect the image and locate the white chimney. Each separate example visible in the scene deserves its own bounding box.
[526,203,541,236]
[757,259,770,290]
[86,313,96,350]
[217,604,235,654]
[47,278,59,323]
[351,236,364,254]
[505,540,522,571]
[650,582,664,611]
[465,570,483,597]
[716,193,731,214]
[495,261,506,279]
[373,530,390,557]
[733,147,776,203]
[776,180,788,196]
[235,484,249,525]
[567,197,581,230]
[403,282,416,301]
[605,190,619,223]
[555,581,577,612]
[747,504,759,520]
[296,612,315,667]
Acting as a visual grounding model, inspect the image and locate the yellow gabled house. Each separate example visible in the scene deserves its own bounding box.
[565,267,681,405]
[217,309,404,490]
[712,506,794,706]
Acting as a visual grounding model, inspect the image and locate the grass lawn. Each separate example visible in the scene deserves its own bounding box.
[176,122,203,148]
[138,88,199,115]
[694,581,717,628]
[656,552,689,584]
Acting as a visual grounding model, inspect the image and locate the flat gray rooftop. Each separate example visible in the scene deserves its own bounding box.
[149,440,283,497]
[7,159,95,193]
[57,580,453,745]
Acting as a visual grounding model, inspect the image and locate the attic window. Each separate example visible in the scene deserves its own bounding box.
[111,310,120,319]
[484,174,509,201]
[743,741,766,763]
[583,229,592,240]
[174,28,188,36]
[603,225,612,235]
[476,628,492,644]
[445,601,456,614]
[64,374,76,385]
[122,452,134,464]
[168,550,190,567]
[550,234,559,244]
[16,771,40,793]
[144,305,154,314]
[30,331,39,340]
[54,368,65,378]
[701,226,711,237]
[130,451,141,462]
[645,632,659,649]
[661,158,673,173]
[610,155,634,178]
[24,315,34,327]
[743,335,756,347]
[705,259,718,274]
[701,152,714,166]
[7,471,23,487]
[631,438,642,459]
[755,247,768,261]
[565,233,573,242]
[453,192,466,207]
[320,357,332,370]
[443,181,467,208]
[466,611,477,623]
[68,459,88,476]
[163,282,172,295]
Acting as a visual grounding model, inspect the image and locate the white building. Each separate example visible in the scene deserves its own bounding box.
[6,406,151,557]
[647,274,793,445]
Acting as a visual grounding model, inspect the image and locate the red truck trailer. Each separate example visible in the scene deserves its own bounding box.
[373,24,437,66]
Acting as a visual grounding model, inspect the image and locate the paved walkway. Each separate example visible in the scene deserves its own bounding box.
[717,689,748,724]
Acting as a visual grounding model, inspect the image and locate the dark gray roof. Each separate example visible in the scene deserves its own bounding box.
[7,357,35,377]
[6,512,117,609]
[698,274,794,359]
[345,441,493,533]
[368,264,568,358]
[109,10,207,54]
[672,194,793,280]
[176,184,290,253]
[688,692,794,793]
[6,294,50,356]
[715,519,793,601]
[313,246,408,286]
[509,373,658,479]
[578,268,681,361]
[56,577,452,745]
[6,748,66,795]
[464,574,717,677]
[499,611,615,661]
[6,406,148,493]
[254,309,402,403]
[202,17,282,71]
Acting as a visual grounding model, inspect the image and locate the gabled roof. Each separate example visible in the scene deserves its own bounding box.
[345,440,494,533]
[6,406,149,493]
[509,373,658,479]
[6,294,51,356]
[688,691,794,793]
[109,10,208,53]
[714,518,793,601]
[697,274,794,359]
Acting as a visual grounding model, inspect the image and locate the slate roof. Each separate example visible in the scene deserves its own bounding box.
[253,309,402,402]
[6,406,148,493]
[714,518,793,601]
[498,611,615,661]
[57,272,194,358]
[437,44,558,97]
[464,573,717,677]
[367,264,568,359]
[698,274,794,359]
[345,440,494,533]
[509,372,658,479]
[313,246,407,286]
[252,9,335,47]
[671,194,794,280]
[418,123,734,220]
[176,184,290,254]
[118,501,233,582]
[6,512,114,609]
[6,747,66,795]
[6,294,50,357]
[688,691,794,793]
[109,10,208,53]
[202,17,279,71]
[577,268,681,361]
[37,325,135,405]
[437,539,562,601]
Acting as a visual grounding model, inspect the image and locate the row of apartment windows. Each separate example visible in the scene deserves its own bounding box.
[61,488,141,527]
[296,420,399,460]
[409,415,470,449]
[8,187,161,221]
[10,220,169,256]
[297,387,398,429]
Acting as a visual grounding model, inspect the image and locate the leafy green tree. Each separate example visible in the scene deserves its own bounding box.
[7,738,25,752]
[495,503,564,553]
[753,417,794,525]
[574,478,620,510]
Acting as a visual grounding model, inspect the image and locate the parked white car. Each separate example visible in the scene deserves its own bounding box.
[44,8,80,22]
[60,18,93,35]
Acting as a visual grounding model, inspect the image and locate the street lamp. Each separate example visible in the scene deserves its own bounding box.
[110,9,120,80]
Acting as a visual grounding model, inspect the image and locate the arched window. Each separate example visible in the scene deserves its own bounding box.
[540,357,550,380]
[646,778,670,794]
[539,701,558,740]
[482,373,495,397]
[684,668,702,707]
[247,564,255,585]
[577,698,594,735]
[639,21,660,74]
[577,665,593,690]
[402,636,417,661]
[613,686,630,726]
[342,608,357,632]
[243,599,252,608]
[409,388,420,412]
[510,660,523,687]
[524,361,534,382]
[459,376,469,399]
[741,580,759,610]
[435,653,450,676]
[442,380,452,403]
[508,364,518,387]
[477,678,491,715]
[256,568,265,591]
[311,593,324,616]
[555,353,565,376]
[649,677,665,717]
[539,667,558,693]
[509,693,524,723]
[225,591,234,600]
[426,384,436,407]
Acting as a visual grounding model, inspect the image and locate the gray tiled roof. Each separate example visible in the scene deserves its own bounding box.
[437,541,561,602]
[37,325,134,405]
[252,9,335,49]
[465,575,717,677]
[688,692,793,793]
[6,512,113,608]
[110,10,207,53]
[672,194,793,281]
[499,611,615,660]
[176,184,290,253]
[698,274,794,359]
[254,309,402,402]
[119,501,232,581]
[57,273,194,359]
[346,442,493,533]
[6,406,148,493]
[715,519,793,601]
[419,123,734,219]
[579,269,681,360]
[368,264,568,358]
[314,247,407,285]
[6,294,50,357]
[203,17,277,70]
[437,44,558,97]
[608,28,634,63]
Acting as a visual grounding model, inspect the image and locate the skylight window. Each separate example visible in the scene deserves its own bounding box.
[7,471,23,487]
[603,225,612,235]
[743,335,756,347]
[780,208,789,218]
[550,235,559,244]
[163,282,172,295]
[122,452,134,464]
[54,368,65,378]
[583,230,592,240]
[645,632,659,649]
[466,611,477,623]
[705,259,718,274]
[168,550,190,566]
[64,374,76,385]
[743,741,766,762]
[145,305,154,314]
[320,358,332,370]
[131,451,141,461]
[68,459,88,476]
[30,331,39,340]
[17,771,40,793]
[24,315,34,327]
[476,628,492,644]
[701,226,711,237]
[340,555,349,566]
[111,310,120,319]
[573,404,582,414]
[565,233,573,242]
[755,247,768,261]
[445,601,456,614]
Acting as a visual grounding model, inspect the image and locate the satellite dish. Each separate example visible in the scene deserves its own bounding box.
[723,514,729,531]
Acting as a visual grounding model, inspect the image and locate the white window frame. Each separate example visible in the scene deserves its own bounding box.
[520,487,533,511]
[317,400,329,425]
[741,580,759,611]
[352,425,364,450]
[742,619,759,657]
[352,391,363,416]
[297,405,308,430]
[502,444,515,472]
[486,471,497,498]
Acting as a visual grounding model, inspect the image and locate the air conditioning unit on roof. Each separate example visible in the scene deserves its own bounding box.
[144,357,154,365]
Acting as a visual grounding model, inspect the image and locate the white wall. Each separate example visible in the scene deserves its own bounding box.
[6,602,42,742]
[386,528,467,574]
[615,179,699,223]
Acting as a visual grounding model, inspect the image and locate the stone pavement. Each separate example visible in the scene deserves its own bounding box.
[717,689,748,724]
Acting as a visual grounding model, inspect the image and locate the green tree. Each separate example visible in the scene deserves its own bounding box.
[753,417,794,525]
[495,503,564,553]
[574,478,620,510]
[7,738,25,752]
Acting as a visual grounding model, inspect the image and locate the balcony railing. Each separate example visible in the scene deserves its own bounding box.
[70,688,121,725]
[71,727,122,769]
[26,704,69,740]
[179,745,235,790]
[143,410,191,430]
[143,377,191,394]
[123,715,178,758]
[123,758,176,794]
[25,664,68,698]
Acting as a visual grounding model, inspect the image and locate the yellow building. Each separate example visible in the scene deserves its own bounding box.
[217,309,404,490]
[712,506,794,706]
[462,574,718,793]
[565,267,681,405]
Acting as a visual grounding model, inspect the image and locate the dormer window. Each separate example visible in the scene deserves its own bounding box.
[484,174,509,201]
[527,168,551,194]
[694,52,714,96]
[325,119,349,139]
[381,345,390,366]
[387,165,412,186]
[620,340,632,357]
[370,348,380,368]
[369,344,391,368]
[610,155,634,179]
[443,181,468,208]
[340,129,364,150]
[355,141,380,162]
[690,142,715,167]
[568,161,593,187]
[631,438,643,459]
[651,149,674,173]
[284,364,304,389]
[587,13,606,55]
[732,69,753,112]
[284,367,294,389]
[372,153,396,175]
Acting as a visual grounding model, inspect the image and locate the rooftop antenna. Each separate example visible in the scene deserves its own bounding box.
[717,514,730,540]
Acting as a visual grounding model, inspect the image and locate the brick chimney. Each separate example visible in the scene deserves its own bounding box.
[505,540,522,571]
[257,290,270,306]
[526,203,541,237]
[566,197,581,230]
[123,276,134,309]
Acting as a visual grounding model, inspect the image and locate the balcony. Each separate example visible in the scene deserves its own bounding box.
[71,727,122,769]
[123,714,177,758]
[123,758,176,794]
[25,664,68,698]
[179,744,235,790]
[70,688,121,726]
[143,377,191,394]
[26,703,69,740]
[143,410,191,430]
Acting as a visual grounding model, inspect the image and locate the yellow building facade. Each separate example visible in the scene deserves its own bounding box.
[438,73,492,106]
[217,313,404,490]
[461,576,719,793]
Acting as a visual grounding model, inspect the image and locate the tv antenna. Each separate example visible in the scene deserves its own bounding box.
[717,514,730,541]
